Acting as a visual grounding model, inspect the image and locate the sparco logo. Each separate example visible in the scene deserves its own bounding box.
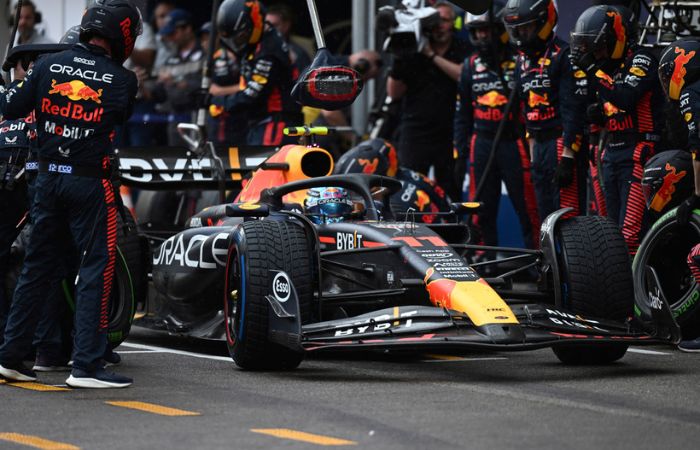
[272,272,291,303]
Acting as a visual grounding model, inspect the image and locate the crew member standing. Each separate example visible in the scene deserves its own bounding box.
[504,0,586,221]
[658,38,700,351]
[456,3,539,248]
[0,0,141,388]
[571,5,664,254]
[214,0,302,146]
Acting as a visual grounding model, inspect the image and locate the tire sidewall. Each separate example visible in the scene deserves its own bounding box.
[632,209,700,327]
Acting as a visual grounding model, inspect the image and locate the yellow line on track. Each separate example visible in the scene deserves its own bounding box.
[251,429,357,446]
[5,382,70,392]
[0,432,79,450]
[105,401,200,416]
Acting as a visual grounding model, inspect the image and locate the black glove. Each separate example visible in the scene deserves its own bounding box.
[677,194,700,226]
[553,155,575,188]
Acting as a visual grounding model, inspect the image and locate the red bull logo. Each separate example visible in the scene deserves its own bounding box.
[607,11,626,59]
[650,163,687,212]
[528,91,550,108]
[358,158,379,174]
[595,70,614,85]
[603,102,623,117]
[414,190,431,211]
[48,79,103,104]
[476,90,509,108]
[670,47,696,100]
[423,267,457,309]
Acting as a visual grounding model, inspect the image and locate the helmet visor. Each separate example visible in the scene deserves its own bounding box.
[221,29,251,54]
[570,31,604,71]
[505,19,538,47]
[658,59,676,100]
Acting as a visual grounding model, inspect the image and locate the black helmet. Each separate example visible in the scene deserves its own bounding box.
[658,38,700,101]
[80,0,143,64]
[503,0,557,55]
[60,25,82,45]
[334,139,399,177]
[611,5,639,44]
[217,0,265,56]
[465,0,508,55]
[642,150,694,216]
[570,5,628,73]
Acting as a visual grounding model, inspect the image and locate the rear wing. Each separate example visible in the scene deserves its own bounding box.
[116,145,279,190]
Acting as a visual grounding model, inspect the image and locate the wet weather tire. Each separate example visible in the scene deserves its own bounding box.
[553,216,633,364]
[225,219,314,370]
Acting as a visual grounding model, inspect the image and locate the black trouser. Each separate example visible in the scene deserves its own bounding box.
[0,172,117,372]
[468,133,540,248]
[0,184,27,346]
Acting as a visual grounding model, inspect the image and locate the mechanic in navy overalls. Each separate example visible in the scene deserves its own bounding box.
[0,0,141,388]
[658,39,700,351]
[213,0,302,146]
[0,118,31,345]
[455,2,540,249]
[571,5,664,255]
[503,0,586,221]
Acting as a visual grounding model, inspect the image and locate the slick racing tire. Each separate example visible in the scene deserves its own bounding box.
[553,216,633,364]
[224,219,314,370]
[632,209,700,337]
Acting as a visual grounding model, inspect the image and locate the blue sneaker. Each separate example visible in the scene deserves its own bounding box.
[66,368,132,389]
[0,362,37,382]
[102,349,121,367]
[678,337,700,353]
[33,355,71,372]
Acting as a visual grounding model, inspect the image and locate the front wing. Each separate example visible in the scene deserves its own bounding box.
[273,304,678,353]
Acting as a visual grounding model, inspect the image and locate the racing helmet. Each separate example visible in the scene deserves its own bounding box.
[334,138,399,178]
[642,150,694,216]
[60,25,82,45]
[503,0,557,55]
[658,38,700,101]
[304,187,354,224]
[465,0,508,54]
[217,0,265,56]
[570,5,629,73]
[79,0,143,64]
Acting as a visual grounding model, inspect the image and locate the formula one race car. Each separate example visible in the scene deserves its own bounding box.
[131,131,680,369]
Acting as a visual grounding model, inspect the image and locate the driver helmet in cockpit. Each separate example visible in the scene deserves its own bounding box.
[303,187,354,224]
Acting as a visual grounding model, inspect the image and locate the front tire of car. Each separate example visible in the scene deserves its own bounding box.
[224,219,314,370]
[552,216,633,364]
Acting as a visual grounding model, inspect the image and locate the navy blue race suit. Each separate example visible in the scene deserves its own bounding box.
[207,48,247,146]
[0,43,137,373]
[592,46,664,254]
[515,36,586,220]
[457,52,540,248]
[0,119,32,344]
[679,81,700,281]
[214,28,301,145]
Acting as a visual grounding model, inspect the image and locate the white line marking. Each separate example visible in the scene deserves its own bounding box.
[628,348,672,356]
[421,357,508,363]
[119,342,232,362]
[117,350,167,354]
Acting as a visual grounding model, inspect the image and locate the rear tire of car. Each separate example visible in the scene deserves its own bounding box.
[552,216,632,365]
[632,210,700,338]
[224,219,313,370]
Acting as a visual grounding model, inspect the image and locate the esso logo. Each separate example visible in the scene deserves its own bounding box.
[273,272,291,303]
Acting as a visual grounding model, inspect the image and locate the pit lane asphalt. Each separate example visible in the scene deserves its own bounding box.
[1,327,699,450]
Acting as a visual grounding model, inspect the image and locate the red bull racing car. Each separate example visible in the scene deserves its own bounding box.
[125,137,680,369]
